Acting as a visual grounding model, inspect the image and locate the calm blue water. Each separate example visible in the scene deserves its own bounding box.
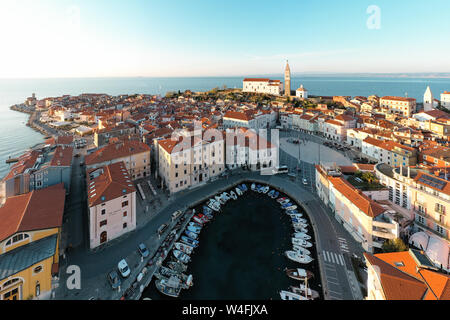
[1,76,450,178]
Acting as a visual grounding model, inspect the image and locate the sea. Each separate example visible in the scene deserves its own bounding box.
[1,76,450,178]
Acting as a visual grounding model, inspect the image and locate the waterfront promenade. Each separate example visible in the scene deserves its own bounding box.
[54,168,364,301]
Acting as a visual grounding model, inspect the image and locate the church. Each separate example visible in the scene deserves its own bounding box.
[242,61,308,98]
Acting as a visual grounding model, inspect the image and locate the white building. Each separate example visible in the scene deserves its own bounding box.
[441,91,450,110]
[86,161,137,249]
[243,78,283,96]
[296,85,308,99]
[222,109,277,130]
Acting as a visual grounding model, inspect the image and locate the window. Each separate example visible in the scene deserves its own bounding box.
[101,209,106,215]
[123,211,128,217]
[34,266,43,274]
[122,201,128,208]
[123,223,127,229]
[100,220,107,227]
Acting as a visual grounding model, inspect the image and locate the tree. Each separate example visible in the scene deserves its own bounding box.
[382,238,408,253]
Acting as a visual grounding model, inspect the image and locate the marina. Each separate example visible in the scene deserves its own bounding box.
[142,182,323,300]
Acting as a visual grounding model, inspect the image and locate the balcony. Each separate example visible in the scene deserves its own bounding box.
[414,210,449,240]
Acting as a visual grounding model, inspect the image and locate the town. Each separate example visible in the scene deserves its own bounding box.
[1,61,449,301]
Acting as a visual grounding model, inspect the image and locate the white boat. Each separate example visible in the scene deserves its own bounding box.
[215,195,226,205]
[173,250,191,263]
[230,191,238,200]
[280,199,291,205]
[285,250,313,264]
[285,205,298,211]
[292,245,311,256]
[294,227,308,234]
[235,187,243,196]
[293,232,311,240]
[174,242,194,255]
[222,192,231,201]
[290,285,320,300]
[289,213,304,220]
[262,186,269,194]
[292,221,308,229]
[251,183,256,191]
[285,268,314,281]
[292,238,313,248]
[292,217,307,224]
[280,290,308,301]
[277,197,288,203]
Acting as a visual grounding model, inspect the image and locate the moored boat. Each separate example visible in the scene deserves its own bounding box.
[285,205,298,211]
[277,197,288,203]
[184,230,198,240]
[175,242,194,255]
[235,187,243,196]
[292,245,311,255]
[294,227,308,234]
[192,215,204,225]
[292,238,313,248]
[155,277,182,298]
[282,202,293,208]
[167,261,188,273]
[189,221,202,229]
[262,186,269,194]
[230,191,238,200]
[181,236,199,248]
[285,250,313,264]
[268,190,275,198]
[280,290,308,301]
[173,250,191,263]
[241,184,248,192]
[285,268,314,281]
[293,232,311,240]
[271,191,279,199]
[187,225,201,234]
[251,183,256,191]
[290,285,320,300]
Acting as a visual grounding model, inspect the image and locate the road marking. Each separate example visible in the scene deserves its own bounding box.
[339,254,345,266]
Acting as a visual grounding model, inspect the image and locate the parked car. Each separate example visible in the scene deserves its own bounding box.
[303,178,308,185]
[108,270,121,289]
[157,223,169,237]
[138,243,150,258]
[171,210,183,222]
[118,259,131,278]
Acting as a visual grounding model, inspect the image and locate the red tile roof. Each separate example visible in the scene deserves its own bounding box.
[85,140,150,166]
[0,184,66,242]
[86,161,136,207]
[50,146,73,167]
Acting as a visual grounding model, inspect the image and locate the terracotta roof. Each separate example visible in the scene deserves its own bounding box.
[381,96,416,102]
[0,184,66,242]
[243,78,270,82]
[3,150,41,181]
[328,176,385,218]
[223,111,254,122]
[56,136,74,145]
[85,140,150,166]
[364,252,428,300]
[86,161,136,207]
[414,171,450,196]
[419,269,450,300]
[50,146,73,167]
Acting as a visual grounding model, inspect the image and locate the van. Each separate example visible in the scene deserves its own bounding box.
[171,210,183,222]
[273,166,289,175]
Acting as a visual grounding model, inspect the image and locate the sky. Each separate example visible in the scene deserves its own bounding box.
[1,0,450,78]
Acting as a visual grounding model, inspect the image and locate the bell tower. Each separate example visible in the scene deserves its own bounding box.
[284,60,291,97]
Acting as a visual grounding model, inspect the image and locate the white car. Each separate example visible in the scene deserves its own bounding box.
[118,259,131,278]
[302,178,308,186]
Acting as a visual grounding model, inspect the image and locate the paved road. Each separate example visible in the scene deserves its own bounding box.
[55,129,367,300]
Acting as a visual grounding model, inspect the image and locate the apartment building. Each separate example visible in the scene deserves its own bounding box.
[242,78,283,96]
[441,91,450,110]
[364,249,450,300]
[225,127,278,171]
[316,164,400,253]
[94,123,137,148]
[157,132,225,194]
[380,96,417,117]
[86,162,137,249]
[0,184,65,300]
[85,140,151,180]
[1,145,73,201]
[375,164,450,271]
[222,109,277,130]
[362,137,417,167]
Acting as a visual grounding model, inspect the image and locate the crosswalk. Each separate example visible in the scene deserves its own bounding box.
[323,250,346,266]
[338,237,350,253]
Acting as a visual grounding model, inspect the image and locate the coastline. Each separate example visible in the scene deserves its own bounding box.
[10,104,52,137]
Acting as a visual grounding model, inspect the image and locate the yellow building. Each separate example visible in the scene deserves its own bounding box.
[0,184,65,300]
